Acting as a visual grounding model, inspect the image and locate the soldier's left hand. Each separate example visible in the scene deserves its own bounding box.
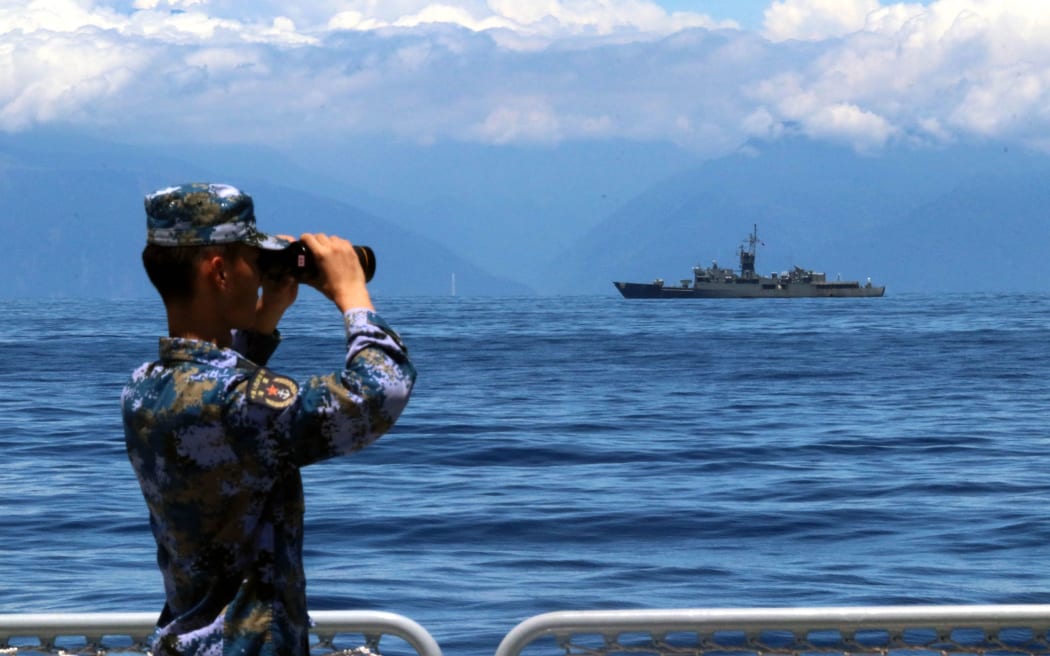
[254,236,300,333]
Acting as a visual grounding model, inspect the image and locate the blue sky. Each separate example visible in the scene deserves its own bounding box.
[655,0,768,29]
[653,0,936,30]
[0,1,1044,158]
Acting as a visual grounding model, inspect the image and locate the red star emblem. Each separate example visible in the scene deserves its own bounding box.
[267,384,279,396]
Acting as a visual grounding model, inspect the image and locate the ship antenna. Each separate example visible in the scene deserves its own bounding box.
[738,223,760,279]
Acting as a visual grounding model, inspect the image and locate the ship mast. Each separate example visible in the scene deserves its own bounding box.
[739,223,758,278]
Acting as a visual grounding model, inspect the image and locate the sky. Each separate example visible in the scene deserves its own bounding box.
[0,0,1044,159]
[657,1,770,30]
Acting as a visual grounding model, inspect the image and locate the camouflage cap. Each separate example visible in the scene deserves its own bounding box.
[145,183,289,250]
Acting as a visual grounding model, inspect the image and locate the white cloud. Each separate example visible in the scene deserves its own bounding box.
[473,102,563,144]
[484,0,732,35]
[810,102,898,150]
[744,0,1050,152]
[950,62,1050,137]
[742,107,783,140]
[2,1,1050,156]
[764,0,883,42]
[182,47,266,74]
[392,4,512,32]
[0,25,149,131]
[0,0,124,33]
[132,0,206,9]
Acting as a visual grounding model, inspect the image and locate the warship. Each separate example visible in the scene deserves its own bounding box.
[613,225,885,299]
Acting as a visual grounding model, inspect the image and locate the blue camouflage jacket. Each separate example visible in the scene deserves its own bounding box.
[121,309,416,656]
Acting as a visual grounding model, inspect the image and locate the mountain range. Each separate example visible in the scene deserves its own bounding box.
[1,128,1047,298]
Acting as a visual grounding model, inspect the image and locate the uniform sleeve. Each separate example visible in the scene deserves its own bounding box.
[234,309,416,469]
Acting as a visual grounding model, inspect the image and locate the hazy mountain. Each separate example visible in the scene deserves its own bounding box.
[147,136,705,284]
[551,139,1050,294]
[274,137,705,281]
[0,129,530,298]
[874,164,1050,293]
[3,129,1049,298]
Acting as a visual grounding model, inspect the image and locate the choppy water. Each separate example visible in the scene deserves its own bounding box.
[2,293,1049,655]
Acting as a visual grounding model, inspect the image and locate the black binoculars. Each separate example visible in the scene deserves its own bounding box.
[258,241,376,283]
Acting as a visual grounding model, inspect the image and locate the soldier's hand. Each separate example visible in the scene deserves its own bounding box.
[299,233,374,312]
[254,236,300,333]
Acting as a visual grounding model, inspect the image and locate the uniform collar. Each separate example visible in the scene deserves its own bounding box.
[159,337,244,369]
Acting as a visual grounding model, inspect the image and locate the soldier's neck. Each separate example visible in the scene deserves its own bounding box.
[165,301,234,349]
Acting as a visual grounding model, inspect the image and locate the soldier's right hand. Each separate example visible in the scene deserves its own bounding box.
[299,233,374,312]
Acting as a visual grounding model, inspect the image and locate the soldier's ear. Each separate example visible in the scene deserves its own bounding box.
[201,252,228,289]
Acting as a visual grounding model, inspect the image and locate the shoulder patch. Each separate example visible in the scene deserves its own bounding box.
[247,369,299,409]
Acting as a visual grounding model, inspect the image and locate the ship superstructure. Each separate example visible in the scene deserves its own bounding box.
[614,225,884,299]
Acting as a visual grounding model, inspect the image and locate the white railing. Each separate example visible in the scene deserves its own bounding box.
[7,605,1050,656]
[496,605,1050,656]
[0,610,442,656]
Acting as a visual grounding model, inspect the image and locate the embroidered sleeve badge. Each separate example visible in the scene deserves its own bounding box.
[248,369,299,409]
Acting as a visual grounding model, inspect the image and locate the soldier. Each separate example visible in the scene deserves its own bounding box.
[122,182,416,656]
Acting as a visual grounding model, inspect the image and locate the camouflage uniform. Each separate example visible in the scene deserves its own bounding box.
[122,183,416,656]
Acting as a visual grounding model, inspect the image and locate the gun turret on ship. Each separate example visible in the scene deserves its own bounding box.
[613,225,885,299]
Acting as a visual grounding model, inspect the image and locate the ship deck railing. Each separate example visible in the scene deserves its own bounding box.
[497,605,1050,656]
[5,605,1050,656]
[0,610,442,656]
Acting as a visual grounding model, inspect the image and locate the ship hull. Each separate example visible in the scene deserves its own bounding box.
[614,280,886,299]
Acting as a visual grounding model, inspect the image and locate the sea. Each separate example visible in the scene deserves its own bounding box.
[2,293,1050,655]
